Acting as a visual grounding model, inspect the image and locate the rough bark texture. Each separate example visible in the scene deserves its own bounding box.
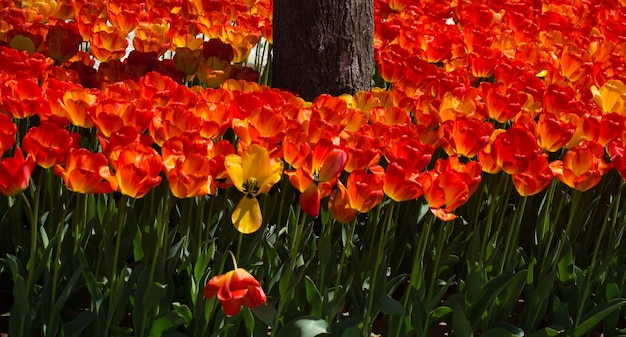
[272,0,374,101]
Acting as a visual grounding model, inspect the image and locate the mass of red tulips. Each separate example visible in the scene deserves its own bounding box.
[2,0,626,336]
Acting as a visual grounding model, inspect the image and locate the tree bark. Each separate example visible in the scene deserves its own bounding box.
[272,0,374,101]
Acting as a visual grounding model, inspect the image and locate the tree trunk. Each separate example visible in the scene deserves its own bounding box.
[272,0,374,101]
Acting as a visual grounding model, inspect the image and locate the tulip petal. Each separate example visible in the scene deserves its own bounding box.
[231,196,263,234]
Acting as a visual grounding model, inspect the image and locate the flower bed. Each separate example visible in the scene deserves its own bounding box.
[1,0,626,336]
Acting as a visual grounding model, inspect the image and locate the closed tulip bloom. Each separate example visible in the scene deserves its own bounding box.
[0,148,35,197]
[549,140,611,192]
[0,114,17,158]
[99,142,162,198]
[512,155,553,196]
[22,122,79,169]
[204,268,266,316]
[54,148,113,194]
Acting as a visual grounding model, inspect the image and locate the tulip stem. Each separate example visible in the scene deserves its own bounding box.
[228,250,238,269]
[364,201,395,337]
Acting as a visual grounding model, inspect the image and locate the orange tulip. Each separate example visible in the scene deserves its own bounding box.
[204,268,266,316]
[106,1,145,34]
[549,140,612,192]
[492,124,541,174]
[149,104,202,146]
[285,139,347,216]
[469,46,501,79]
[132,18,170,56]
[512,155,553,196]
[162,135,214,198]
[559,43,591,84]
[22,122,79,169]
[438,115,493,158]
[477,129,505,174]
[59,87,97,129]
[534,113,576,152]
[330,168,384,223]
[0,148,35,197]
[90,97,154,138]
[0,78,44,119]
[479,82,524,123]
[383,159,423,202]
[382,128,434,171]
[418,157,482,221]
[89,21,128,62]
[54,148,114,194]
[99,142,163,198]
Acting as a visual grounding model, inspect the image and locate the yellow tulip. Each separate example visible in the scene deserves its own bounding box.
[225,144,283,233]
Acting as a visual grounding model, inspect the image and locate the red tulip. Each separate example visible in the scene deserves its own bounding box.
[22,122,79,169]
[204,268,267,316]
[0,114,17,158]
[0,148,35,197]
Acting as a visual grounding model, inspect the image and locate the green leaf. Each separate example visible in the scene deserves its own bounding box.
[275,316,331,337]
[452,310,472,337]
[251,303,277,326]
[243,307,256,336]
[480,327,520,337]
[528,326,565,337]
[6,255,29,317]
[62,312,94,337]
[305,276,323,316]
[431,306,453,320]
[377,295,405,316]
[522,271,556,332]
[493,270,527,322]
[149,311,187,337]
[556,235,574,283]
[330,318,362,337]
[172,303,192,326]
[574,298,626,337]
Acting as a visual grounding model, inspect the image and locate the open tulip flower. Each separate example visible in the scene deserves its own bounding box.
[285,138,347,216]
[204,267,267,317]
[225,143,283,233]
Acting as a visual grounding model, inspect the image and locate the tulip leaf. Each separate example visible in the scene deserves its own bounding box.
[480,327,521,337]
[275,316,331,337]
[148,310,187,337]
[305,276,323,316]
[377,295,405,316]
[329,317,362,337]
[574,298,626,337]
[431,306,453,319]
[251,303,277,326]
[528,326,564,337]
[452,310,472,337]
[62,312,94,337]
[556,235,574,283]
